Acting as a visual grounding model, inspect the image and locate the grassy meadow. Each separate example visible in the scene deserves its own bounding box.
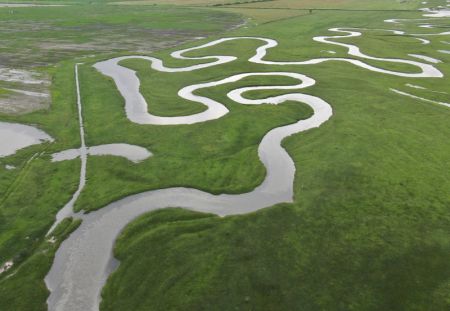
[0,0,449,310]
[96,5,450,311]
[0,3,240,309]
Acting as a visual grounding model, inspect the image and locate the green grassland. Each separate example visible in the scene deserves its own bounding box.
[0,0,450,310]
[0,3,241,310]
[96,7,450,311]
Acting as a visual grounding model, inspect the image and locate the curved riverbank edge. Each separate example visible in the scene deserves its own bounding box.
[51,143,152,163]
[0,121,53,158]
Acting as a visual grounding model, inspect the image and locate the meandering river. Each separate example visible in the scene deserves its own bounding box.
[44,13,446,311]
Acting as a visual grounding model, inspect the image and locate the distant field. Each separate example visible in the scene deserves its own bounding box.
[112,0,422,9]
[0,4,240,68]
[113,0,236,5]
[111,0,426,22]
[224,0,423,9]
